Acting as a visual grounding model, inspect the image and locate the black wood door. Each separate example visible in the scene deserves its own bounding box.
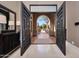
[56,2,66,55]
[20,2,31,56]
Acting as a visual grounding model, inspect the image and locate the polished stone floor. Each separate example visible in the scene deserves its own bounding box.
[31,32,56,44]
[8,41,79,58]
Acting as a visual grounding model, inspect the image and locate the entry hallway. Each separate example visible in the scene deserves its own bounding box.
[32,31,56,44]
[8,41,79,58]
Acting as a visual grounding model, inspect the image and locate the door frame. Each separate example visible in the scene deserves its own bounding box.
[29,4,57,44]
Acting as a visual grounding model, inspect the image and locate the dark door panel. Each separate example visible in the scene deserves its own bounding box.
[20,2,31,56]
[56,2,66,55]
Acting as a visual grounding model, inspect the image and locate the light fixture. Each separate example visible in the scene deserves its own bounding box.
[16,21,20,25]
[0,14,6,24]
[9,21,14,25]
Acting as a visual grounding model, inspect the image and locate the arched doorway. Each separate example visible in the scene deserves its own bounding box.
[36,15,50,34]
[31,13,56,44]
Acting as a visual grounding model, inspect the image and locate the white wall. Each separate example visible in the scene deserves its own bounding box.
[75,2,79,47]
[0,1,18,12]
[66,1,79,47]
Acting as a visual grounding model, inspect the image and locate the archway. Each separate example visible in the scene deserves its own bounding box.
[31,13,56,44]
[36,15,50,34]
